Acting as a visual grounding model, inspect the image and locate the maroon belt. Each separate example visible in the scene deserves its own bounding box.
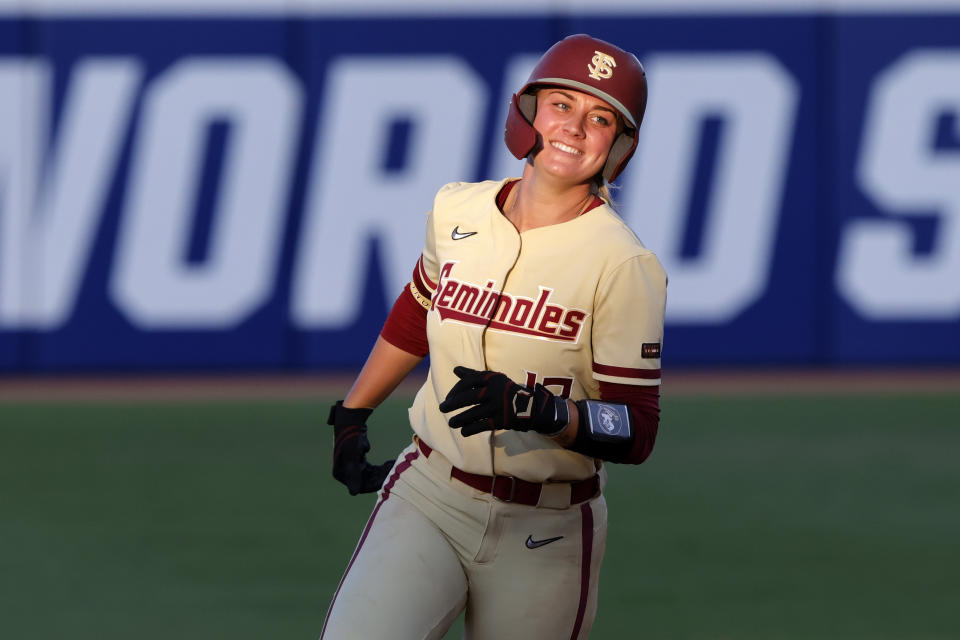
[417,438,599,507]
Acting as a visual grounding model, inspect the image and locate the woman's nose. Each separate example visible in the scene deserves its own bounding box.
[562,114,585,137]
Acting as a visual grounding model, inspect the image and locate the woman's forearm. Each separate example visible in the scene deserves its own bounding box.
[342,336,425,409]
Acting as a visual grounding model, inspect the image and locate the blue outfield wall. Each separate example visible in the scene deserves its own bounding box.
[0,6,959,372]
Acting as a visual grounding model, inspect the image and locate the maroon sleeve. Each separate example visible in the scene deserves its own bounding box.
[380,287,429,357]
[598,381,660,464]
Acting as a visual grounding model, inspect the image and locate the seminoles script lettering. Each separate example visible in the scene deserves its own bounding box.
[433,262,587,343]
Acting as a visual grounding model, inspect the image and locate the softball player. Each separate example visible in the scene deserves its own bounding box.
[322,34,665,640]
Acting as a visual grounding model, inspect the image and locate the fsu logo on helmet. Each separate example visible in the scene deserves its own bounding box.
[587,51,617,81]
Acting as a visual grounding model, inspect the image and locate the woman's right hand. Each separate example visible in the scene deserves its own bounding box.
[327,401,395,495]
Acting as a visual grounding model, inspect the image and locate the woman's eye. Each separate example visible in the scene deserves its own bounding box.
[592,115,610,126]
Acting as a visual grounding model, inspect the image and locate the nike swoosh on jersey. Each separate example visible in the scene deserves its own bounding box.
[451,226,477,240]
[525,534,564,549]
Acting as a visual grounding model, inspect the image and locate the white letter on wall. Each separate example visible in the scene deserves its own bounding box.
[292,56,485,328]
[112,58,301,328]
[621,54,798,324]
[838,50,960,320]
[0,58,141,328]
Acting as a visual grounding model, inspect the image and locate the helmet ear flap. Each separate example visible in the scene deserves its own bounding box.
[603,129,638,182]
[504,92,539,160]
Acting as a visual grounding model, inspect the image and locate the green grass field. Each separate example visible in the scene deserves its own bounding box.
[2,392,958,639]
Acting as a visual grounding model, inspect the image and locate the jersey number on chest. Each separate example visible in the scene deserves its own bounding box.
[524,371,573,398]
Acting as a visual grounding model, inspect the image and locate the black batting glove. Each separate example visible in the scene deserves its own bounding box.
[438,366,569,437]
[327,401,395,496]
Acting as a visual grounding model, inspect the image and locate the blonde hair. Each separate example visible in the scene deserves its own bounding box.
[595,181,619,212]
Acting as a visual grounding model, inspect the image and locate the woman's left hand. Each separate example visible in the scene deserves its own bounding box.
[439,366,568,437]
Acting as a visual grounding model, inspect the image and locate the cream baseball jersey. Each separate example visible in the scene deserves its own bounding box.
[407,179,666,483]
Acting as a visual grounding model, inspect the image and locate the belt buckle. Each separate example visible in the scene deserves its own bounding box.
[492,475,516,503]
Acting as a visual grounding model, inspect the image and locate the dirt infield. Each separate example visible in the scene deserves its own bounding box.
[1,368,958,403]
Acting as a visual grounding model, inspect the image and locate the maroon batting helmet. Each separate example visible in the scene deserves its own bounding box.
[504,34,647,182]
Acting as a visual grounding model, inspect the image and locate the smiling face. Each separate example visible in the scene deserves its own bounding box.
[530,87,620,186]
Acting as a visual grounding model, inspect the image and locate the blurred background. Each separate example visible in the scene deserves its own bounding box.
[1,0,958,638]
[2,0,959,372]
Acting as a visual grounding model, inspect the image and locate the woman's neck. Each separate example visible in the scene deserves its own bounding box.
[503,171,594,233]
